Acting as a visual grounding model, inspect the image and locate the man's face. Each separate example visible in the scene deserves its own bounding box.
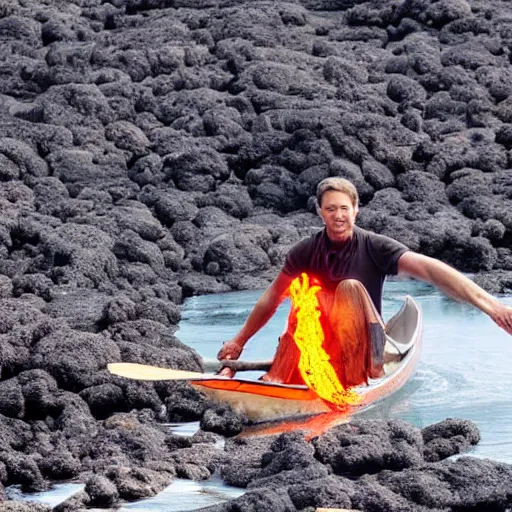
[319,190,358,242]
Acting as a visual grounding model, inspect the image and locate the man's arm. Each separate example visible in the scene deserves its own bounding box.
[398,251,512,335]
[217,271,295,362]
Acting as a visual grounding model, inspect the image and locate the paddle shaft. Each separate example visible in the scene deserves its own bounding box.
[203,358,273,373]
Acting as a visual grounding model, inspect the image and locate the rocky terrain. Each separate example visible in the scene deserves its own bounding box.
[1,0,512,509]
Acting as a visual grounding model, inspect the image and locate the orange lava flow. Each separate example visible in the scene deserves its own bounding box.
[289,273,360,408]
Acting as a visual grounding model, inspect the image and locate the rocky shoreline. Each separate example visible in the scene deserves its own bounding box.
[1,0,512,510]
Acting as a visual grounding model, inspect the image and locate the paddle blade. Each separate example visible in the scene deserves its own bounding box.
[107,363,222,381]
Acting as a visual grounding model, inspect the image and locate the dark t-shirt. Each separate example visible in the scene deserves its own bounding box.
[282,226,409,314]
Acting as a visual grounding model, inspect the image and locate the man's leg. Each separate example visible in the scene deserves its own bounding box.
[326,279,386,386]
[260,312,304,384]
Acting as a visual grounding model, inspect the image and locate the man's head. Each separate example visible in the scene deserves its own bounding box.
[316,177,359,208]
[316,178,359,242]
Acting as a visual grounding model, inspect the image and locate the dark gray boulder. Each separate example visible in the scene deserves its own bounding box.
[200,404,247,437]
[246,165,309,213]
[79,383,126,420]
[84,474,119,508]
[221,435,277,488]
[0,378,24,419]
[105,120,151,157]
[313,419,425,476]
[105,465,172,501]
[422,418,481,462]
[195,182,254,219]
[288,474,355,511]
[247,431,329,490]
[113,230,165,275]
[43,289,112,332]
[38,451,81,481]
[163,381,211,422]
[203,225,273,275]
[30,328,121,391]
[0,138,49,179]
[0,451,46,493]
[163,148,230,193]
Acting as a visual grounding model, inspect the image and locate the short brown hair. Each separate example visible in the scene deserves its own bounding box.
[316,177,359,208]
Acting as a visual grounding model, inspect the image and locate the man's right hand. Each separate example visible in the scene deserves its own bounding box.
[217,339,244,377]
[218,366,236,378]
[217,339,244,361]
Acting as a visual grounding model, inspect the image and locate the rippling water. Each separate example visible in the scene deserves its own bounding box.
[177,277,512,464]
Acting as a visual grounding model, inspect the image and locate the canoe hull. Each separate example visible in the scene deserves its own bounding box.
[193,295,423,423]
[192,384,331,420]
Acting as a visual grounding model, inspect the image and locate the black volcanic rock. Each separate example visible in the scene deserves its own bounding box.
[353,456,512,511]
[30,328,121,391]
[220,435,277,488]
[422,418,480,462]
[313,419,425,476]
[200,417,498,512]
[163,380,211,422]
[247,431,329,490]
[200,403,247,437]
[288,474,355,510]
[84,474,119,508]
[163,148,230,193]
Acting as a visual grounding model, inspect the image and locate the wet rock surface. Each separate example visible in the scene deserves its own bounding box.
[1,0,512,510]
[199,420,512,512]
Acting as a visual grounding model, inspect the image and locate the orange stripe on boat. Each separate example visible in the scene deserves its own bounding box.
[192,379,320,401]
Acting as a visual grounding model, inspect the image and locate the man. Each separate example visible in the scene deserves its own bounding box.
[218,177,512,385]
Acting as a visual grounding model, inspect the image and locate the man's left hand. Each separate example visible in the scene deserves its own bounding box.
[491,304,512,335]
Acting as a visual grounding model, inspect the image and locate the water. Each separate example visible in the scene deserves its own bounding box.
[118,476,243,512]
[7,478,243,512]
[177,277,512,464]
[5,483,85,508]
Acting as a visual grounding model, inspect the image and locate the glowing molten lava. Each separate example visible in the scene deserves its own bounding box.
[288,273,360,408]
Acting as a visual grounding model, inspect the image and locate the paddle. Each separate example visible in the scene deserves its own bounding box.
[107,362,320,403]
[107,359,273,382]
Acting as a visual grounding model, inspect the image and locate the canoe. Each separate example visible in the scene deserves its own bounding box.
[108,295,422,423]
[191,295,422,421]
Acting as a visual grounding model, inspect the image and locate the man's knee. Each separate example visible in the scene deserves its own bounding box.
[335,279,366,295]
[332,279,368,317]
[333,279,379,322]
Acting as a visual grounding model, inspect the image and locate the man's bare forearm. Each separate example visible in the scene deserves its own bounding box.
[425,259,499,314]
[232,291,283,347]
[218,271,294,361]
[399,252,500,315]
[400,251,512,335]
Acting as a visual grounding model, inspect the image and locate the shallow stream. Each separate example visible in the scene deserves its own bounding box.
[178,278,512,464]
